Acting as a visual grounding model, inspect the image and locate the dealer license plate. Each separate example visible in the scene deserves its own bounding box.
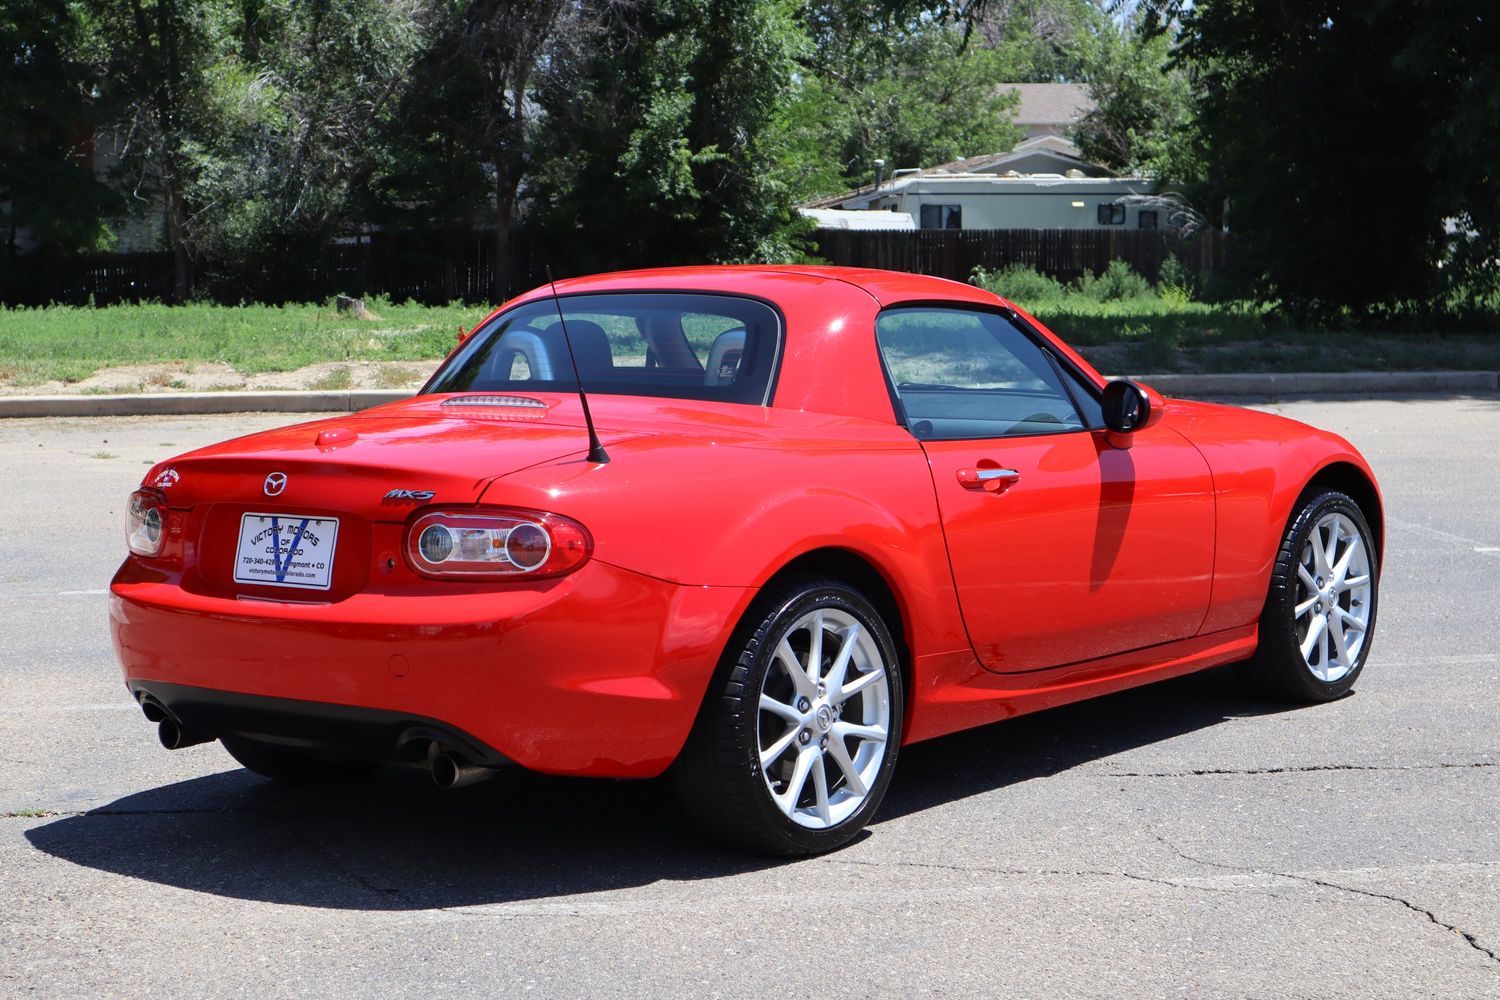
[233,513,340,590]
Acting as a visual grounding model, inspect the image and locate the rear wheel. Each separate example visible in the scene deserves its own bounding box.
[674,578,903,855]
[221,737,375,785]
[1241,490,1379,702]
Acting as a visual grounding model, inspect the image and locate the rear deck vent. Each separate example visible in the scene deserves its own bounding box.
[442,395,548,410]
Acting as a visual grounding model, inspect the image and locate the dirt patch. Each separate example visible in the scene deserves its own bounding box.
[6,360,436,396]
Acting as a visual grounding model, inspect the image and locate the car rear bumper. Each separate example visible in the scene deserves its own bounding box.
[111,558,753,778]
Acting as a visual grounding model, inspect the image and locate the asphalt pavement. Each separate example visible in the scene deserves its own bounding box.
[1,396,1497,999]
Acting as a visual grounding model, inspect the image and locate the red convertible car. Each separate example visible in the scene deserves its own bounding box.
[111,266,1381,854]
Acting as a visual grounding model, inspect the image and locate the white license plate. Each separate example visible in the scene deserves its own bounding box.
[233,513,340,590]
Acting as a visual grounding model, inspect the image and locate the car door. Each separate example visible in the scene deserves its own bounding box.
[876,305,1215,674]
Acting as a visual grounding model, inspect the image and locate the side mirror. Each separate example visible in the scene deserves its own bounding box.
[1100,379,1164,447]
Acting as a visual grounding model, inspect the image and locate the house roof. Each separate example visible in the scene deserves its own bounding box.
[927,136,1111,177]
[1002,83,1095,126]
[798,208,915,231]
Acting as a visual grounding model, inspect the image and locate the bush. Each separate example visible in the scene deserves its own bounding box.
[970,263,1067,305]
[1075,259,1153,302]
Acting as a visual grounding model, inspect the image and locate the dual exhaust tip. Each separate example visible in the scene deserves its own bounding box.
[144,702,496,789]
[142,701,214,751]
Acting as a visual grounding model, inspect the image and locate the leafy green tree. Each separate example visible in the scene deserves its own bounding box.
[968,0,1106,83]
[1144,0,1500,315]
[76,0,233,298]
[369,0,569,299]
[787,4,1023,195]
[533,0,811,272]
[1,0,119,258]
[1072,14,1189,176]
[189,0,421,297]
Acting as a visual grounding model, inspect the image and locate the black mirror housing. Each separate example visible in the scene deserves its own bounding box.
[1102,380,1150,433]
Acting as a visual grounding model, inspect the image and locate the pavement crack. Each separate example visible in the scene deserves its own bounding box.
[1156,836,1500,967]
[1110,762,1497,778]
[1294,874,1500,966]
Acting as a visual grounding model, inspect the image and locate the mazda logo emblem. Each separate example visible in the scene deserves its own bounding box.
[263,472,288,496]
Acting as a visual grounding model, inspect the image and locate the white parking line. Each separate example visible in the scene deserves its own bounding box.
[1388,515,1497,550]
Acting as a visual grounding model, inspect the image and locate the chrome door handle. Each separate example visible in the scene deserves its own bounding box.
[957,466,1021,491]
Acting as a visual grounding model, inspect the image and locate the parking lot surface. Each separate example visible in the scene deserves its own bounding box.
[2,395,1497,999]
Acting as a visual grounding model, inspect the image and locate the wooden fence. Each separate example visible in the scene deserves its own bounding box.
[0,231,549,307]
[812,227,1228,285]
[1,227,1229,306]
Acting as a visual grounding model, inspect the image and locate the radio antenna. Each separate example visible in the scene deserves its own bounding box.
[545,266,609,465]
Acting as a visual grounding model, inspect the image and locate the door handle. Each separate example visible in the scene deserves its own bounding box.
[957,465,1021,492]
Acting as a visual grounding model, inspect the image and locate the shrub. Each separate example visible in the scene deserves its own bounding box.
[1076,259,1153,302]
[970,263,1067,305]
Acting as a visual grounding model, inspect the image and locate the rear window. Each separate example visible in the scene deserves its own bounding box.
[424,292,782,405]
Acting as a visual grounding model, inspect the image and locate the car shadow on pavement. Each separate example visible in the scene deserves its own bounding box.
[26,664,1297,909]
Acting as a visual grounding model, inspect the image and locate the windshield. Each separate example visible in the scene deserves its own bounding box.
[424,292,783,405]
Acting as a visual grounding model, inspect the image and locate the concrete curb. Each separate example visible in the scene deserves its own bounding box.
[1134,370,1500,398]
[0,389,412,418]
[1,371,1497,418]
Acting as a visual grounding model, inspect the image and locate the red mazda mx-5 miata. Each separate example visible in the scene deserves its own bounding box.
[112,266,1381,854]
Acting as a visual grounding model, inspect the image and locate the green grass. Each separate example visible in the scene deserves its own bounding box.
[0,296,481,386]
[973,263,1500,375]
[3,276,1499,388]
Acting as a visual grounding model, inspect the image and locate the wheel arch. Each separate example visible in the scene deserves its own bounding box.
[1303,460,1384,565]
[760,547,913,669]
[688,545,918,744]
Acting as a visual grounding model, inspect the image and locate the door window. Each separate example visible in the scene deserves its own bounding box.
[876,307,1085,439]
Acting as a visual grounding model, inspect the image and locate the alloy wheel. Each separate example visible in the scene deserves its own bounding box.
[1292,511,1374,683]
[756,608,891,829]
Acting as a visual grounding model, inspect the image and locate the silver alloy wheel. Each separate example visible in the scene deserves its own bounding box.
[756,608,891,829]
[1293,511,1374,683]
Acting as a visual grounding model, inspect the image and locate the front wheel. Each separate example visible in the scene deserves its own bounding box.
[1241,490,1379,702]
[674,578,904,855]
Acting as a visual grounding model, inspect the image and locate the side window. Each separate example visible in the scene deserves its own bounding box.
[1097,202,1125,225]
[919,204,963,230]
[876,307,1086,439]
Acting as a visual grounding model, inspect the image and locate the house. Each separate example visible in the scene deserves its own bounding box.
[810,170,1160,232]
[797,84,1163,232]
[1005,82,1095,141]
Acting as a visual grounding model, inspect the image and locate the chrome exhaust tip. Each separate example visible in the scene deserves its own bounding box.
[157,717,214,751]
[430,750,494,790]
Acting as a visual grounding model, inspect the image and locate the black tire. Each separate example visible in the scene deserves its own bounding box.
[221,737,376,785]
[673,577,904,856]
[1239,490,1379,702]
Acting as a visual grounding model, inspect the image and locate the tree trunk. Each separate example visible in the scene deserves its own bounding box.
[493,181,514,303]
[164,176,190,301]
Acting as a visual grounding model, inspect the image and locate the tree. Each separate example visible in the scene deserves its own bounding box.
[787,3,1024,196]
[1145,0,1500,315]
[77,0,230,299]
[0,0,119,257]
[1072,13,1189,176]
[370,0,569,299]
[189,0,421,298]
[532,0,811,272]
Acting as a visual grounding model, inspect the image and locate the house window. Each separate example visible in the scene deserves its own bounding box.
[1097,203,1125,226]
[1138,210,1159,230]
[920,204,963,230]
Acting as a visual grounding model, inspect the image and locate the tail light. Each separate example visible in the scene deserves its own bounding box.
[126,489,168,556]
[405,508,591,579]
